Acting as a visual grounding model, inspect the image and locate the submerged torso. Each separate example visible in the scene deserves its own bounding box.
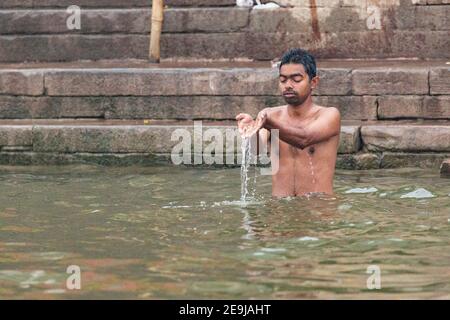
[268,106,339,197]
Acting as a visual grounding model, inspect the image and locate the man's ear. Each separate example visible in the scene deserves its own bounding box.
[310,75,319,90]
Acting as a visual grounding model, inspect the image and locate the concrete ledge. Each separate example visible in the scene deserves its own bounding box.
[1,31,449,63]
[0,70,44,95]
[0,120,447,169]
[314,69,352,96]
[382,153,450,169]
[44,67,353,97]
[0,95,381,121]
[0,0,235,8]
[278,0,449,7]
[159,31,450,61]
[336,153,381,170]
[1,5,447,35]
[378,95,450,119]
[0,95,273,120]
[0,122,362,155]
[32,125,182,153]
[0,125,32,147]
[0,35,149,62]
[352,68,429,95]
[315,96,377,120]
[0,96,106,119]
[0,8,250,35]
[40,67,438,97]
[430,68,450,95]
[0,62,447,100]
[361,125,450,152]
[44,69,280,96]
[0,63,448,122]
[0,151,447,170]
[32,124,360,154]
[0,152,172,166]
[338,126,361,154]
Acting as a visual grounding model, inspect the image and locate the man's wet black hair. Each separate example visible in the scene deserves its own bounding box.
[279,48,317,80]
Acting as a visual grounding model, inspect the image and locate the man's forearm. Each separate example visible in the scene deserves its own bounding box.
[264,117,310,150]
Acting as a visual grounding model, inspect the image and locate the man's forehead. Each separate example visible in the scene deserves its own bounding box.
[279,63,307,75]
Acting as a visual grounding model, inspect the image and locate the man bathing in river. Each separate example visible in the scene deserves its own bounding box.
[236,48,341,198]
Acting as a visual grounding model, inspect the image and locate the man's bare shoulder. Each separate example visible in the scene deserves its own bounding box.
[266,105,287,117]
[316,105,340,116]
[315,105,341,122]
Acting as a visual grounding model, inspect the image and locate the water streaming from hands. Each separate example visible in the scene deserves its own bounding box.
[240,136,252,201]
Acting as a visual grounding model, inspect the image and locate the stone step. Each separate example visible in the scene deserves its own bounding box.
[3,4,448,35]
[1,32,447,63]
[0,0,236,9]
[0,119,360,153]
[0,4,448,61]
[0,60,448,121]
[0,8,251,34]
[362,124,450,153]
[0,120,449,168]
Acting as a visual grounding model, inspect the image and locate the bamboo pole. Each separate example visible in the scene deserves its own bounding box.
[149,0,164,63]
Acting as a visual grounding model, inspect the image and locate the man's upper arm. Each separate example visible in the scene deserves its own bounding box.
[304,107,341,146]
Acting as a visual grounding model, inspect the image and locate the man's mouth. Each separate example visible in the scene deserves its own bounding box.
[283,92,297,97]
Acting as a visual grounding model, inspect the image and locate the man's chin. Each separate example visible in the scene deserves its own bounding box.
[283,96,303,106]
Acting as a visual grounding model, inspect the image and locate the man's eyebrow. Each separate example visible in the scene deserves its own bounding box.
[279,73,304,77]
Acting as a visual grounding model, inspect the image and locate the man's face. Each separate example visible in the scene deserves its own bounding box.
[279,63,318,106]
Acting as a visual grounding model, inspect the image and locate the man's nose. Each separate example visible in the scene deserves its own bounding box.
[283,82,293,89]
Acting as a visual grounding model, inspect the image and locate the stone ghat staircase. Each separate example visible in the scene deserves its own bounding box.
[1,118,450,170]
[0,0,449,169]
[0,60,448,121]
[0,59,449,169]
[0,0,448,62]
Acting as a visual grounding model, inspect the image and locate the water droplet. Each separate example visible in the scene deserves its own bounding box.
[307,153,316,187]
[241,137,251,201]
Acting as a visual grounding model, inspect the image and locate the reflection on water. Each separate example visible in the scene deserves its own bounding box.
[0,165,449,299]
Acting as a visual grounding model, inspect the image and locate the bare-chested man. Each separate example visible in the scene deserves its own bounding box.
[236,48,341,197]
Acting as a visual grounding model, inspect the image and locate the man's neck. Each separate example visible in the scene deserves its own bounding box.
[287,95,314,119]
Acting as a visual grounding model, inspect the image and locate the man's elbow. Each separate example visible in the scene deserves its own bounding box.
[295,132,333,150]
[293,137,312,150]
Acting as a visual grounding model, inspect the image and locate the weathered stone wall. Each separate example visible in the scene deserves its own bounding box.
[1,120,449,169]
[1,62,448,121]
[0,1,448,168]
[0,0,448,62]
[0,0,236,8]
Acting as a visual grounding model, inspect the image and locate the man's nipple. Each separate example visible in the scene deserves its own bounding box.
[307,146,316,187]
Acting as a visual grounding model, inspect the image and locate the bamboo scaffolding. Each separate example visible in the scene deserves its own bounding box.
[149,0,164,63]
